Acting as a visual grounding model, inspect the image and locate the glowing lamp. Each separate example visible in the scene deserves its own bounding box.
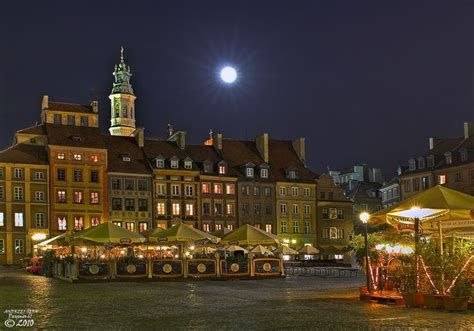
[401,247,413,254]
[220,66,237,83]
[81,247,87,253]
[291,239,297,244]
[189,245,195,250]
[359,212,370,223]
[375,244,384,250]
[31,233,47,241]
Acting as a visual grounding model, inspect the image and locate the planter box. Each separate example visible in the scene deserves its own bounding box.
[402,293,425,308]
[443,296,470,311]
[424,294,444,309]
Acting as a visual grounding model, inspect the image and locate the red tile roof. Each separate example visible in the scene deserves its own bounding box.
[44,124,107,149]
[16,124,46,135]
[103,135,151,174]
[0,143,49,164]
[47,101,93,114]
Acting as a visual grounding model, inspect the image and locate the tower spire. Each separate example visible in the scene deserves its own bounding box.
[120,46,124,63]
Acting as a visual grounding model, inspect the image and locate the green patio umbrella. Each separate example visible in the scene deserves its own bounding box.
[221,224,282,245]
[149,223,220,243]
[73,222,146,244]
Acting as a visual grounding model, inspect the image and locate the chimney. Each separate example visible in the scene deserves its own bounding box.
[213,133,223,151]
[168,131,186,150]
[135,127,145,148]
[292,137,305,164]
[464,122,474,139]
[90,101,99,113]
[429,137,442,150]
[255,133,269,163]
[42,95,49,110]
[167,124,173,137]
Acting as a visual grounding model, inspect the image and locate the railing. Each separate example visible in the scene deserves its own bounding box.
[220,260,250,277]
[116,259,148,278]
[253,258,281,276]
[78,260,110,280]
[152,259,183,278]
[187,259,217,278]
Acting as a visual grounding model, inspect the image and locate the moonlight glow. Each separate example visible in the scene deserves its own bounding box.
[220,66,237,83]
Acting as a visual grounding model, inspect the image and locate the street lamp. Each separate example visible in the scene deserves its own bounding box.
[31,233,47,257]
[359,212,370,293]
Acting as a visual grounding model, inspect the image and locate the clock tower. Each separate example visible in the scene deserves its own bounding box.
[109,47,137,136]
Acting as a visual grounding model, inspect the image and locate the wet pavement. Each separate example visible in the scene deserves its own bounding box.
[0,267,472,330]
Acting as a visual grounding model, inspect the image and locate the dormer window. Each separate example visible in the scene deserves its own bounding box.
[72,136,82,142]
[203,161,213,173]
[408,159,416,171]
[260,168,268,178]
[445,152,452,165]
[184,159,193,170]
[460,149,468,162]
[73,154,82,161]
[155,156,165,168]
[246,167,254,178]
[218,161,226,175]
[170,156,179,169]
[418,157,425,169]
[286,169,297,179]
[122,155,131,162]
[427,155,435,168]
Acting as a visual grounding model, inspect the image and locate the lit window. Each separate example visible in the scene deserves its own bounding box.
[73,154,82,161]
[113,221,122,227]
[260,168,268,178]
[185,203,194,216]
[156,202,166,215]
[184,161,193,170]
[225,184,235,195]
[226,203,234,216]
[0,212,4,227]
[74,191,83,204]
[57,190,66,203]
[90,154,98,162]
[246,167,254,178]
[90,192,99,204]
[213,183,223,194]
[218,165,226,174]
[58,217,67,231]
[203,224,211,232]
[74,216,84,231]
[126,222,135,232]
[139,222,148,232]
[14,212,24,227]
[202,183,210,193]
[438,175,446,185]
[265,224,272,233]
[91,217,100,227]
[172,203,180,215]
[122,156,131,162]
[215,224,222,231]
[227,224,234,231]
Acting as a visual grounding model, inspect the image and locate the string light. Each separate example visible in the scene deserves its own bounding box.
[446,255,473,294]
[419,256,439,294]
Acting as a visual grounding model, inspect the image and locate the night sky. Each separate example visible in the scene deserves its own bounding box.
[1,1,473,179]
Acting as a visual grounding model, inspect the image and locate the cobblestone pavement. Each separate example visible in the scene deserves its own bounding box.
[0,267,472,330]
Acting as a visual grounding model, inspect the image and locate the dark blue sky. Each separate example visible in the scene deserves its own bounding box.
[1,1,473,178]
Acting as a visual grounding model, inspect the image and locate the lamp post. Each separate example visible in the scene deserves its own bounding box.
[359,212,370,293]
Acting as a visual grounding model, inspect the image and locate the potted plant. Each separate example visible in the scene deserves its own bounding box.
[399,255,425,307]
[420,240,444,309]
[443,276,472,311]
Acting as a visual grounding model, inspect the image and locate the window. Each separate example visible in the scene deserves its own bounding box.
[304,221,310,234]
[408,159,416,171]
[281,220,287,233]
[172,203,180,215]
[204,162,213,173]
[14,168,23,179]
[226,203,235,216]
[280,203,287,214]
[58,217,67,231]
[74,216,84,231]
[214,202,223,215]
[14,239,24,254]
[304,188,310,197]
[202,202,211,215]
[329,208,338,219]
[455,172,462,182]
[139,199,148,211]
[251,186,259,196]
[125,199,135,211]
[171,185,180,196]
[413,178,420,191]
[74,191,83,204]
[445,152,452,165]
[246,167,254,178]
[227,224,234,231]
[122,156,131,162]
[319,191,326,200]
[241,185,249,195]
[422,176,429,190]
[214,183,223,194]
[126,222,135,232]
[171,159,179,169]
[57,169,66,181]
[291,187,299,196]
[57,153,66,160]
[202,183,211,194]
[67,115,75,125]
[337,228,345,239]
[427,155,434,168]
[215,224,222,231]
[255,223,261,229]
[90,171,99,183]
[264,187,271,197]
[218,165,226,174]
[80,116,89,127]
[156,159,165,168]
[35,191,45,201]
[242,202,249,214]
[13,187,23,200]
[14,213,24,227]
[156,183,166,195]
[34,172,45,180]
[322,208,329,219]
[91,217,100,227]
[90,192,99,204]
[403,180,411,193]
[35,213,45,228]
[0,168,3,178]
[461,149,468,162]
[0,212,3,226]
[0,186,3,200]
[53,114,62,124]
[156,202,165,215]
[225,184,235,195]
[293,221,299,234]
[185,203,194,216]
[184,161,193,170]
[254,203,260,215]
[74,169,82,182]
[265,224,272,233]
[265,204,272,215]
[418,158,425,169]
[73,154,82,161]
[337,208,344,219]
[57,190,66,203]
[90,154,98,162]
[438,175,446,185]
[292,204,299,215]
[288,170,296,179]
[279,187,286,196]
[139,222,148,232]
[0,239,4,254]
[138,180,148,191]
[260,168,268,178]
[304,204,311,215]
[113,221,122,227]
[124,179,135,190]
[203,224,211,232]
[185,185,194,196]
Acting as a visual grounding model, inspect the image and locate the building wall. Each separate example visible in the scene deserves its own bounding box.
[108,173,152,232]
[0,163,49,265]
[399,171,434,200]
[44,110,99,128]
[49,146,108,236]
[434,165,474,195]
[275,181,316,247]
[153,169,200,229]
[380,183,401,208]
[237,181,275,233]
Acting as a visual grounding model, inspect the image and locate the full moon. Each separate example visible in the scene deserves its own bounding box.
[220,66,237,83]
